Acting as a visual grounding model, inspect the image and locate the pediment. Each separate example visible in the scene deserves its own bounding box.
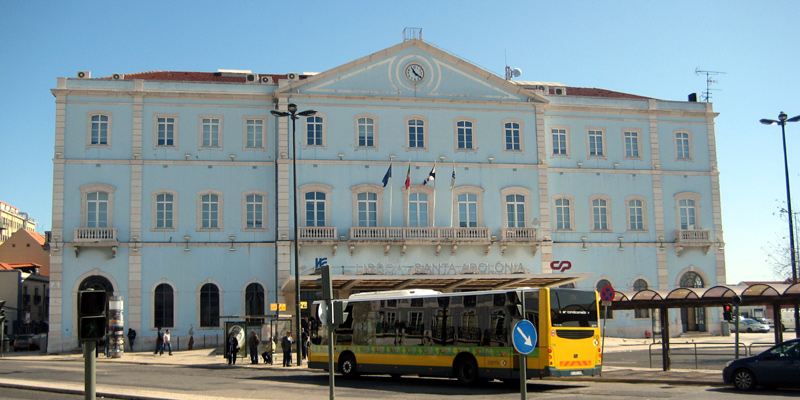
[280,40,546,103]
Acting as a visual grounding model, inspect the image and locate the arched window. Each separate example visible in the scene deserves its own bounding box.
[154,284,174,328]
[679,271,706,332]
[596,279,613,319]
[680,271,704,288]
[200,283,220,327]
[633,279,649,318]
[245,283,265,323]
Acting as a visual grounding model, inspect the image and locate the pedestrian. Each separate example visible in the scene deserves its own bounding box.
[281,331,293,367]
[127,328,137,352]
[301,329,309,360]
[163,329,173,355]
[261,336,274,365]
[188,325,194,351]
[248,331,260,364]
[155,327,164,355]
[227,333,239,365]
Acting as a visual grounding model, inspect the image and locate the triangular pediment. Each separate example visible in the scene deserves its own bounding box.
[279,40,546,103]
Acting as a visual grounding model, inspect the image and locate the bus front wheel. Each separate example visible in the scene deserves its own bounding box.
[454,356,479,385]
[339,353,358,378]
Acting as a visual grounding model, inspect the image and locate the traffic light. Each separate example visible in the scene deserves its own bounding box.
[0,299,6,325]
[723,304,733,321]
[78,290,107,341]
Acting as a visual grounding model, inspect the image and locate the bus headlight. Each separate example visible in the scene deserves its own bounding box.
[593,339,599,347]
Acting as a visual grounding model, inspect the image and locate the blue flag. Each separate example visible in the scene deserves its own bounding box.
[382,164,392,187]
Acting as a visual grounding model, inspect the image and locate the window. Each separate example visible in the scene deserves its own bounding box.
[456,120,474,150]
[200,283,220,327]
[245,283,265,323]
[675,132,691,160]
[306,116,323,146]
[87,192,109,228]
[678,198,697,230]
[157,116,176,147]
[357,192,378,227]
[596,279,613,318]
[552,128,567,156]
[245,193,264,229]
[504,122,521,151]
[505,194,525,228]
[305,191,326,227]
[200,193,220,229]
[201,117,220,147]
[624,131,640,159]
[90,114,109,145]
[245,119,264,149]
[154,283,174,328]
[357,117,375,147]
[408,192,429,227]
[592,198,609,231]
[457,193,478,227]
[628,199,645,231]
[633,279,650,318]
[155,193,174,229]
[555,197,572,231]
[408,119,425,148]
[588,129,604,157]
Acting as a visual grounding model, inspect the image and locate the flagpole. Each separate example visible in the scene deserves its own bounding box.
[432,163,436,228]
[389,180,393,226]
[450,162,455,228]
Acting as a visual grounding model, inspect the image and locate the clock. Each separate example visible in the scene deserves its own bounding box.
[404,63,425,82]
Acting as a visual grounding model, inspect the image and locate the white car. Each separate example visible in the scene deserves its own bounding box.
[732,318,770,333]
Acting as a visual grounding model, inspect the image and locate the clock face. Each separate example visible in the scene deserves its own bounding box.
[405,63,425,82]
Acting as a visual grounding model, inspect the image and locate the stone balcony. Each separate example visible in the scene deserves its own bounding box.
[499,227,539,255]
[674,229,712,255]
[73,227,119,257]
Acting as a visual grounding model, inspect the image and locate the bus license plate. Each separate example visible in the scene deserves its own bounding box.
[570,371,583,376]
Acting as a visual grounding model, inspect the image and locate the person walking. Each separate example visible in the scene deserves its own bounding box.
[227,333,239,365]
[280,332,293,367]
[127,328,137,352]
[261,336,274,365]
[248,331,260,364]
[163,329,173,355]
[154,327,164,355]
[301,329,309,360]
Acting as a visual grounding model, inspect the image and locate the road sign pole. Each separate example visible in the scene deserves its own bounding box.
[519,293,526,400]
[327,299,335,400]
[600,304,607,376]
[83,341,96,400]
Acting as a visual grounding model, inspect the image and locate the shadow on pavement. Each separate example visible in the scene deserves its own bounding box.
[244,373,581,395]
[707,387,800,397]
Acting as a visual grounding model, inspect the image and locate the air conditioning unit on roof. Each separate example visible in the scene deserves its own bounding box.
[258,75,272,84]
[77,71,91,79]
[287,73,300,81]
[112,73,124,80]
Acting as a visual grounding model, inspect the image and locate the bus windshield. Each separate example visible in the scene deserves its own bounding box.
[550,289,598,327]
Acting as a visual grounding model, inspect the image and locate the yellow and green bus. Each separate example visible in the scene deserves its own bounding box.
[308,287,601,384]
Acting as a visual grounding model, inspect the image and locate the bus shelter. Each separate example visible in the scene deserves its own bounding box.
[610,282,800,370]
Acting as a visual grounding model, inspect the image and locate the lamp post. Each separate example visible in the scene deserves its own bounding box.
[272,103,317,365]
[760,111,800,336]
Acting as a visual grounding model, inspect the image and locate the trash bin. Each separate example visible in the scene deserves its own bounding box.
[721,321,730,336]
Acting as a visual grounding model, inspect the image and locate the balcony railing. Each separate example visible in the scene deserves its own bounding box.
[348,226,491,242]
[501,228,537,241]
[74,227,117,243]
[675,229,710,243]
[298,226,337,240]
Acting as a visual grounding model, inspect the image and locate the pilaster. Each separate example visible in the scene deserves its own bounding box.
[48,90,66,353]
[534,106,553,273]
[705,103,726,284]
[648,100,668,290]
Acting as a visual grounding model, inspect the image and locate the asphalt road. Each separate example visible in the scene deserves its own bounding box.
[1,358,798,400]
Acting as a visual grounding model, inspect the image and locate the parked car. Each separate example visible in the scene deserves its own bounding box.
[723,338,800,390]
[11,334,39,351]
[753,317,773,328]
[780,308,797,331]
[731,318,770,333]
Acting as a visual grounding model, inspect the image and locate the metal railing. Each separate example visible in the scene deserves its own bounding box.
[74,227,117,242]
[648,341,750,369]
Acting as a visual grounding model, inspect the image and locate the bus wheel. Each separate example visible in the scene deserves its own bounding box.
[339,353,358,378]
[454,356,479,385]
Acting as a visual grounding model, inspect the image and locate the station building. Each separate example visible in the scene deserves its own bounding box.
[47,38,725,352]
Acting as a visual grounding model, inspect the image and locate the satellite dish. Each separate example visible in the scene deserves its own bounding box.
[512,68,522,78]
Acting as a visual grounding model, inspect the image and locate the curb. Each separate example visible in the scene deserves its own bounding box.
[0,382,174,400]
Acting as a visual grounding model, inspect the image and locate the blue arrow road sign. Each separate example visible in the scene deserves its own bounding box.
[512,320,537,355]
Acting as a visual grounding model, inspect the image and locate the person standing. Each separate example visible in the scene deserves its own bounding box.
[163,329,173,355]
[248,331,260,364]
[154,327,164,355]
[127,328,137,352]
[280,332,293,367]
[301,329,309,360]
[188,325,194,351]
[261,336,274,365]
[227,333,238,365]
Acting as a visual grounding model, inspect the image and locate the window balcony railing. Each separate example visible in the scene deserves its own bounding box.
[348,226,491,242]
[501,228,537,241]
[74,227,117,243]
[675,229,710,243]
[298,226,337,240]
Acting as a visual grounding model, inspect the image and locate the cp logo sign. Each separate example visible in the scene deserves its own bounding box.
[550,260,572,272]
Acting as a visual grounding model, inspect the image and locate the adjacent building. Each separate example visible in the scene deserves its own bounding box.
[0,201,37,244]
[48,37,725,352]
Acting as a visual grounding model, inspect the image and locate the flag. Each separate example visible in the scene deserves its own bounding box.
[450,165,456,189]
[404,164,411,190]
[423,165,436,186]
[382,164,392,187]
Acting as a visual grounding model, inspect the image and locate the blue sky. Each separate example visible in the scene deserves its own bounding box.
[1,0,798,283]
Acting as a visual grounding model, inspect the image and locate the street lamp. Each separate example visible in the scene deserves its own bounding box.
[272,103,317,365]
[760,111,800,336]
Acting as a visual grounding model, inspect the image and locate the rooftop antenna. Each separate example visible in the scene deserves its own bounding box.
[694,68,725,103]
[504,50,522,81]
